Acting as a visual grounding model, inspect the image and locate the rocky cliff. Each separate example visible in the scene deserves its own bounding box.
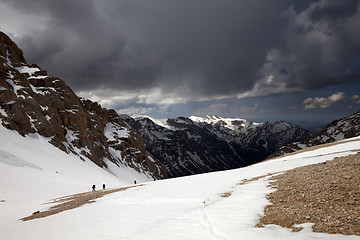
[0,32,166,179]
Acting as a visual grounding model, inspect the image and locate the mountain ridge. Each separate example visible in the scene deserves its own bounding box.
[122,114,311,177]
[0,31,167,180]
[269,111,360,158]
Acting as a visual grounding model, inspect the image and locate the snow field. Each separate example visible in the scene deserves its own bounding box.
[0,125,151,219]
[0,125,360,239]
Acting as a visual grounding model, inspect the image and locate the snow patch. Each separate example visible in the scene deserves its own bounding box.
[65,129,80,143]
[103,158,152,182]
[5,79,22,95]
[0,149,41,170]
[31,86,57,95]
[104,122,130,142]
[0,109,8,117]
[3,100,15,105]
[29,75,48,80]
[16,66,40,75]
[40,105,49,112]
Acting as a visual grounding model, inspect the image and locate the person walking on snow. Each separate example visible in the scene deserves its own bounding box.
[92,185,96,191]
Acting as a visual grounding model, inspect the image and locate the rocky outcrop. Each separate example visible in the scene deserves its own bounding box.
[0,32,26,64]
[0,31,166,179]
[269,112,360,158]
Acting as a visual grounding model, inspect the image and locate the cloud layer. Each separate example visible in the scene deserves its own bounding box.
[1,0,359,107]
[303,92,345,109]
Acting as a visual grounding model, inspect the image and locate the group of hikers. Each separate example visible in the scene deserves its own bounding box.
[91,180,137,191]
[92,184,105,191]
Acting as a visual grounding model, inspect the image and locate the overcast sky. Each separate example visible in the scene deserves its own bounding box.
[1,0,359,127]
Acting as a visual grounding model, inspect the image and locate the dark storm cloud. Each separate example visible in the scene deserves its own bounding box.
[104,0,291,96]
[2,0,360,102]
[265,0,360,93]
[2,0,128,89]
[309,0,359,22]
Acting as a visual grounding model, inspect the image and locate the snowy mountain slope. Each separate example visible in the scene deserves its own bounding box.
[1,127,359,239]
[123,115,310,177]
[0,31,166,179]
[0,123,152,233]
[270,111,360,158]
[0,125,150,199]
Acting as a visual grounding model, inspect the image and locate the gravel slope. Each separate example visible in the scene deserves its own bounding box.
[257,152,360,236]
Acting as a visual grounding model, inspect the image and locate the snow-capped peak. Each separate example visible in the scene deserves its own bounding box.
[189,115,261,131]
[132,115,171,129]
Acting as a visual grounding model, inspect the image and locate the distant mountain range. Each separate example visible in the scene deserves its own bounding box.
[121,115,311,177]
[269,111,360,158]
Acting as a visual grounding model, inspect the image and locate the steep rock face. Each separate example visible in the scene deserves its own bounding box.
[0,32,166,179]
[269,112,360,158]
[122,115,310,177]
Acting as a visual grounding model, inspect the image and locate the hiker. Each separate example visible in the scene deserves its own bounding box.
[103,183,105,190]
[134,180,137,184]
[92,185,96,191]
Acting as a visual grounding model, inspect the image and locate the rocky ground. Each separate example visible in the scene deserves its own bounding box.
[257,152,360,236]
[21,185,142,221]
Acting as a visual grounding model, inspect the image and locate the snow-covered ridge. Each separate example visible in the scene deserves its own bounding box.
[133,115,172,129]
[189,115,262,131]
[133,115,262,132]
